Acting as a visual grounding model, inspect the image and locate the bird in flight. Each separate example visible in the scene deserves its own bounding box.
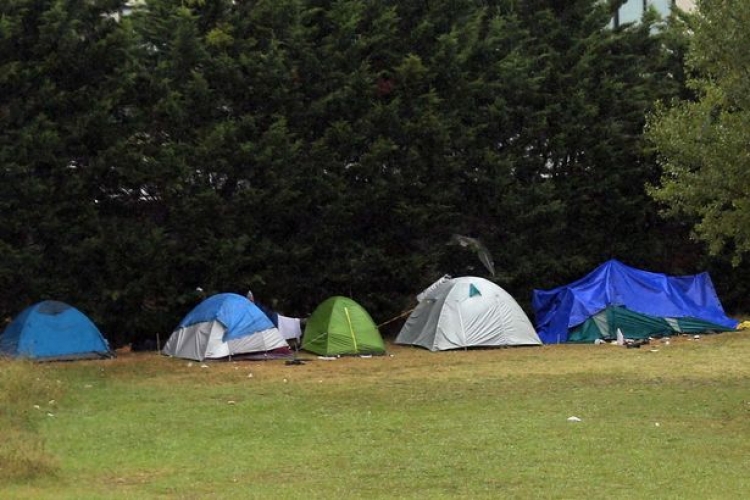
[450,234,496,277]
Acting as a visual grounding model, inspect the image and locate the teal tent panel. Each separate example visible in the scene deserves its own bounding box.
[673,317,736,334]
[568,306,673,343]
[568,317,605,343]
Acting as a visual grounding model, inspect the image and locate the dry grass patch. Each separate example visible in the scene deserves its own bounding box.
[78,331,750,386]
[0,359,61,482]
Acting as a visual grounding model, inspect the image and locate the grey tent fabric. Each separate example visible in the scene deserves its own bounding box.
[396,276,541,351]
[163,321,288,361]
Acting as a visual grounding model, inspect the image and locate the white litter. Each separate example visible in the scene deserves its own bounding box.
[318,356,337,360]
[201,364,209,368]
[616,328,625,346]
[567,416,582,422]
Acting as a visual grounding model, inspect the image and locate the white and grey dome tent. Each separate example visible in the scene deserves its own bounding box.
[396,276,541,351]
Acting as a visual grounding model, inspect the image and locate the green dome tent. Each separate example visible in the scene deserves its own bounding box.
[302,296,385,356]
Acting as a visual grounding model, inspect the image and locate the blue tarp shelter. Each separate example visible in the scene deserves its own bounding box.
[532,260,738,344]
[0,300,112,360]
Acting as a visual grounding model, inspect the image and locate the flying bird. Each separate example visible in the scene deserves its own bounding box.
[450,234,496,277]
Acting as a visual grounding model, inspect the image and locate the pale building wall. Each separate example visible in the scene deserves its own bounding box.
[675,0,696,12]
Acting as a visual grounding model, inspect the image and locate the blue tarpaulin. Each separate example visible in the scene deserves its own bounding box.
[532,260,738,344]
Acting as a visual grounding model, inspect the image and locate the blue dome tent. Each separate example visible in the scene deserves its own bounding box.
[0,301,112,361]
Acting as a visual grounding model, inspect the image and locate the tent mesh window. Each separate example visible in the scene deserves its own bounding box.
[36,301,72,315]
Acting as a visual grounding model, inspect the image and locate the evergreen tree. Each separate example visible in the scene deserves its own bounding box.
[1,0,710,343]
[0,0,137,330]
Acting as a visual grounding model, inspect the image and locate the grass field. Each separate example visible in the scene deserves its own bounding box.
[2,331,750,499]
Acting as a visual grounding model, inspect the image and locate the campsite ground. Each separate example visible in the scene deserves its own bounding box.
[3,330,750,499]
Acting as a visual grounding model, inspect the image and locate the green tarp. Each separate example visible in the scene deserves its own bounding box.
[568,305,735,343]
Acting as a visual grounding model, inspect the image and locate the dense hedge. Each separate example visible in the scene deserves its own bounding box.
[2,0,746,347]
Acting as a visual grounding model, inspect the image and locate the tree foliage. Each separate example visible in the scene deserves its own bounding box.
[2,0,732,347]
[0,0,139,330]
[646,0,750,265]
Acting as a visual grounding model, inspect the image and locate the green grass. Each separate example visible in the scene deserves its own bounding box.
[3,332,750,499]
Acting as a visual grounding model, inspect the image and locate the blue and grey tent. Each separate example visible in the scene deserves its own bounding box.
[532,260,738,344]
[0,300,112,360]
[162,293,291,361]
